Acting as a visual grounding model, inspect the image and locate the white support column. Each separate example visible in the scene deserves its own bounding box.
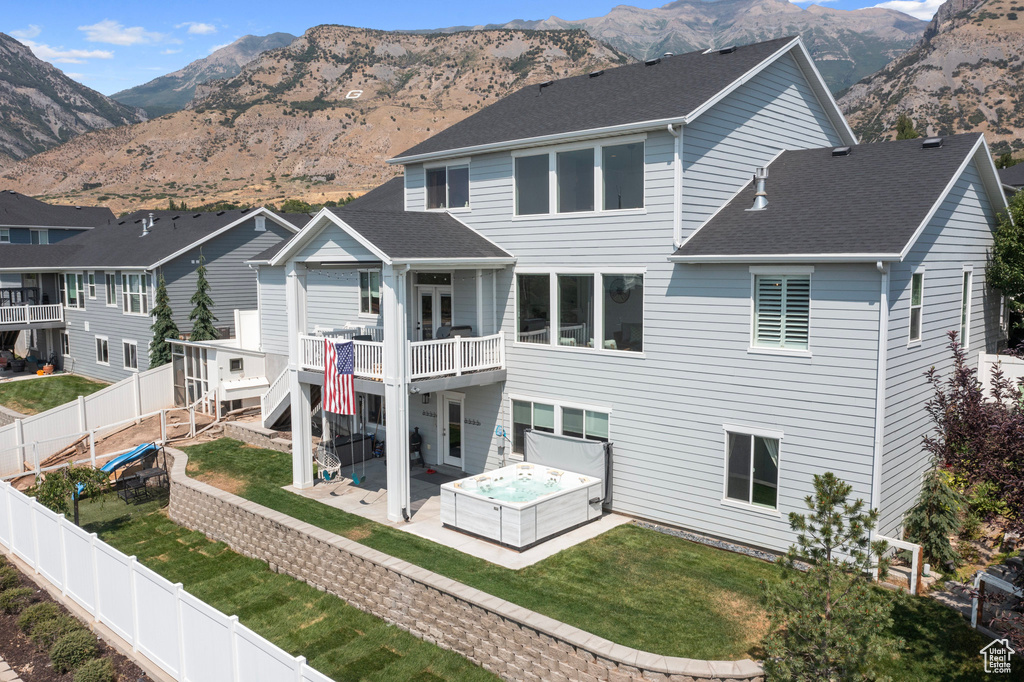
[382,263,411,522]
[285,261,313,489]
[491,270,498,335]
[475,269,483,337]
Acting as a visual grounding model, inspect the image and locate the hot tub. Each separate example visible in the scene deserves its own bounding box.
[440,463,603,550]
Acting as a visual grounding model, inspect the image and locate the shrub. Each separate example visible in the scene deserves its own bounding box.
[0,565,20,592]
[0,587,34,614]
[73,657,115,682]
[50,629,98,673]
[18,602,59,633]
[30,615,84,649]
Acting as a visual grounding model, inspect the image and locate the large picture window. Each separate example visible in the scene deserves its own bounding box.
[511,398,609,455]
[754,274,810,350]
[64,273,84,309]
[122,273,149,315]
[515,154,549,216]
[556,148,594,213]
[557,274,594,347]
[517,274,551,344]
[726,432,779,509]
[426,164,469,210]
[602,142,644,210]
[603,275,643,352]
[359,270,380,316]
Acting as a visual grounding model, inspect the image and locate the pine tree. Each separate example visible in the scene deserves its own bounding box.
[189,252,219,341]
[149,274,179,366]
[903,459,964,570]
[895,113,920,140]
[760,472,903,681]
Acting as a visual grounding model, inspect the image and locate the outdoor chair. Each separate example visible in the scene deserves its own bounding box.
[315,442,342,481]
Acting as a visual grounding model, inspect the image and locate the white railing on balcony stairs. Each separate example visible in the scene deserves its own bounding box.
[260,368,290,425]
[0,304,63,325]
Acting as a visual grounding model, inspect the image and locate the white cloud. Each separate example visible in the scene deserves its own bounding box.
[208,41,234,54]
[78,19,172,46]
[872,0,944,20]
[22,40,114,64]
[10,25,42,40]
[161,48,182,54]
[63,72,84,79]
[176,22,217,35]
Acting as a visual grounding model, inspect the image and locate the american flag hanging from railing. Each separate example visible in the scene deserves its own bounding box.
[323,338,355,415]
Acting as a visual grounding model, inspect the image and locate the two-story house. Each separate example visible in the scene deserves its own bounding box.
[256,36,1006,551]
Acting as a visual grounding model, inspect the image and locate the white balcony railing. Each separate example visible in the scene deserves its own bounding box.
[0,304,64,326]
[314,325,385,342]
[299,332,505,382]
[260,368,290,425]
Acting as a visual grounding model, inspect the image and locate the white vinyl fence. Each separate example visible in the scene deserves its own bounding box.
[0,481,333,682]
[978,352,1024,399]
[0,365,175,478]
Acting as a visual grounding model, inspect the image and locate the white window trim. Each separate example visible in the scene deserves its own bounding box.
[961,265,973,350]
[30,228,49,245]
[507,393,613,459]
[122,339,138,372]
[60,331,71,358]
[721,427,783,515]
[105,273,118,307]
[748,270,812,357]
[63,273,85,310]
[358,268,381,318]
[0,229,9,244]
[87,273,97,299]
[513,268,646,357]
[908,267,925,347]
[95,335,109,366]
[424,159,471,213]
[512,134,647,218]
[121,272,150,317]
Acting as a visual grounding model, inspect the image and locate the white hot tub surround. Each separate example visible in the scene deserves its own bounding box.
[440,463,604,550]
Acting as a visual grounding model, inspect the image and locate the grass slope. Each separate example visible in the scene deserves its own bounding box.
[78,491,496,682]
[0,375,107,415]
[179,439,995,678]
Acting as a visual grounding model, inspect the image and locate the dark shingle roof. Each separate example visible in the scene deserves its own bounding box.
[394,37,798,160]
[343,177,404,212]
[0,191,114,228]
[327,208,511,261]
[674,133,986,260]
[999,163,1024,188]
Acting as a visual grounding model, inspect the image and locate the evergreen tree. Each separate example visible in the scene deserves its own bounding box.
[188,252,219,341]
[903,459,964,570]
[895,113,920,140]
[996,152,1020,169]
[760,472,903,681]
[986,189,1024,339]
[149,274,179,366]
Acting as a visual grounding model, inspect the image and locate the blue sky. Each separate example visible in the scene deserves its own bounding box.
[6,0,940,96]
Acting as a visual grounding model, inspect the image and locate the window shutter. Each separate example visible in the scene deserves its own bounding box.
[755,277,783,346]
[755,275,809,349]
[783,276,810,349]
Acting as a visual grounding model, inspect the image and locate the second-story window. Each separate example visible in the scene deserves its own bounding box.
[515,155,549,215]
[603,142,644,210]
[64,273,84,309]
[359,270,380,316]
[0,229,9,244]
[753,273,810,351]
[909,271,924,344]
[105,274,117,306]
[122,274,149,315]
[557,149,594,213]
[426,164,469,210]
[31,229,49,245]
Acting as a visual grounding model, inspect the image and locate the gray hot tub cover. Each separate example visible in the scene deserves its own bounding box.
[523,429,610,500]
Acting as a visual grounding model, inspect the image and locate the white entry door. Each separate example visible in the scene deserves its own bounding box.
[441,393,464,468]
[417,286,452,341]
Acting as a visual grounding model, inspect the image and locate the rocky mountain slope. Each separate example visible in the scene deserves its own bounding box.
[0,26,626,213]
[0,33,147,160]
[839,0,1024,152]
[111,33,297,117]
[427,0,927,93]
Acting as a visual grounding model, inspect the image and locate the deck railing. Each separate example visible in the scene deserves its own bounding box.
[0,304,63,326]
[299,332,504,381]
[314,325,385,342]
[260,368,290,425]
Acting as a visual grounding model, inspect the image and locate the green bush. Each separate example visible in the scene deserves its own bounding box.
[50,629,98,673]
[30,615,84,650]
[0,565,20,591]
[968,481,1009,519]
[0,587,34,614]
[72,657,115,682]
[18,602,59,633]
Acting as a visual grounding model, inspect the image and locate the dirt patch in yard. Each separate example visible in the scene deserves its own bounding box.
[188,467,245,496]
[709,588,769,657]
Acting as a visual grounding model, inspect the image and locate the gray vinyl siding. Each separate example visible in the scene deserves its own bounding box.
[408,384,504,472]
[307,267,370,331]
[878,160,999,536]
[5,227,86,244]
[258,266,289,356]
[161,218,293,338]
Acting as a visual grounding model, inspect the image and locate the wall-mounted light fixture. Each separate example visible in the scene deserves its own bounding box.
[422,393,431,404]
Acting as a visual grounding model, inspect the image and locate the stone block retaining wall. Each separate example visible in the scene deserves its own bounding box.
[165,448,764,682]
[220,421,292,453]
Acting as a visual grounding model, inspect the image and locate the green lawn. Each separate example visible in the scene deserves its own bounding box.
[0,374,108,415]
[78,492,497,682]
[178,439,995,678]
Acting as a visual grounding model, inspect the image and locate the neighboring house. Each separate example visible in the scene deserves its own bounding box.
[998,163,1024,193]
[255,36,1002,552]
[0,207,305,385]
[0,190,113,248]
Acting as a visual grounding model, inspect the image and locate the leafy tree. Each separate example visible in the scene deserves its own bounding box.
[903,459,964,570]
[278,198,314,213]
[760,472,902,681]
[188,252,219,341]
[996,152,1020,169]
[149,274,179,366]
[895,112,920,140]
[987,189,1024,340]
[31,466,109,525]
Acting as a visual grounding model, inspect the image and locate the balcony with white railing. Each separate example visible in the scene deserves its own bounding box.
[0,304,64,327]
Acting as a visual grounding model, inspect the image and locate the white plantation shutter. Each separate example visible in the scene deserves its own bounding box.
[755,275,810,349]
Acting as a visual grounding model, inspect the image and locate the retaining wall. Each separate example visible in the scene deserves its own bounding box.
[165,447,764,682]
[221,421,292,453]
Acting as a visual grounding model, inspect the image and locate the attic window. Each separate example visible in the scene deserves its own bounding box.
[426,164,469,210]
[255,216,267,232]
[923,137,943,149]
[831,146,851,157]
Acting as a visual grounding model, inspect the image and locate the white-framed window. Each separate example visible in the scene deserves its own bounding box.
[122,340,138,370]
[229,357,243,372]
[724,428,781,510]
[122,273,150,315]
[752,268,811,352]
[961,266,973,349]
[60,332,70,356]
[515,270,644,353]
[359,270,381,316]
[909,270,924,344]
[63,273,85,309]
[105,273,117,306]
[425,162,470,210]
[30,229,48,245]
[0,229,9,244]
[254,215,266,231]
[95,336,109,365]
[87,273,96,299]
[510,397,610,455]
[513,137,645,216]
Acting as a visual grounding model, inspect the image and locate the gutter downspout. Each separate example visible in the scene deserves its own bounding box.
[871,260,890,534]
[668,123,683,249]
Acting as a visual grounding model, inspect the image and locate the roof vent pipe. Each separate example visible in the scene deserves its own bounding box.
[143,212,153,236]
[748,167,768,211]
